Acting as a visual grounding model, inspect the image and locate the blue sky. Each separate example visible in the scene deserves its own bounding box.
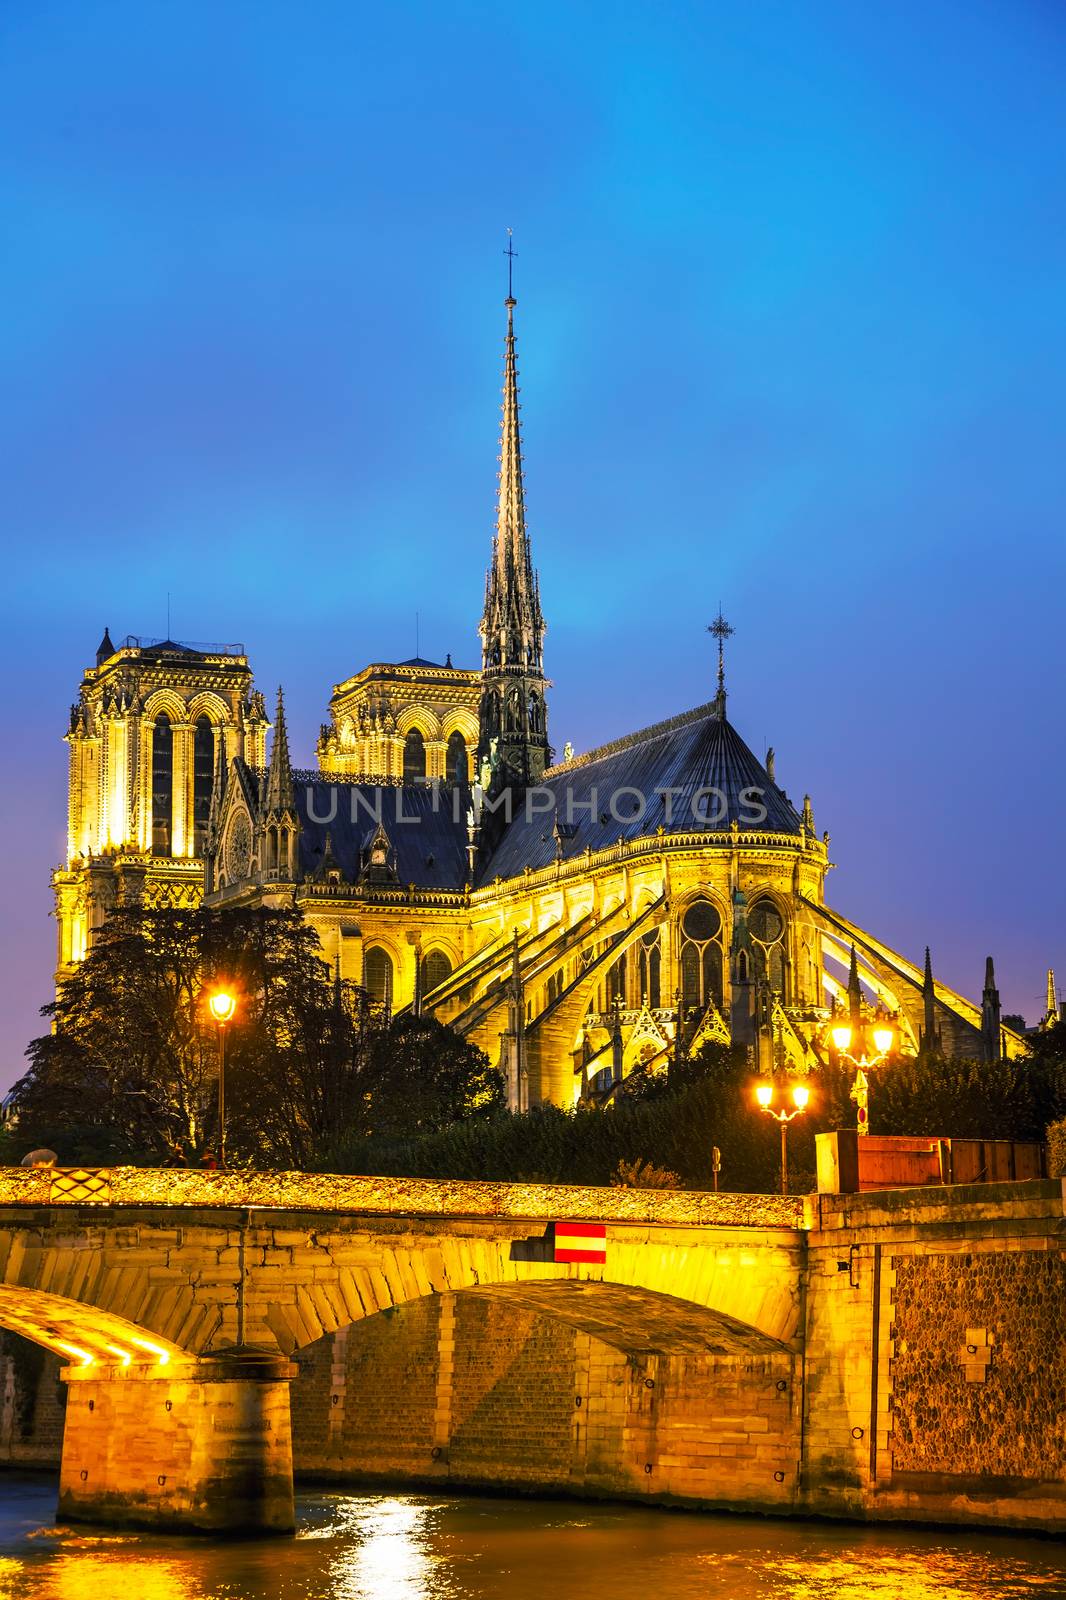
[2,0,1065,1084]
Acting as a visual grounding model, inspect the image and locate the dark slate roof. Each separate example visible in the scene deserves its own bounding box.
[480,703,803,883]
[295,781,470,891]
[398,655,444,668]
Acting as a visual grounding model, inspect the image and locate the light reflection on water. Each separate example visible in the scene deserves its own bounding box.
[1,1475,1065,1600]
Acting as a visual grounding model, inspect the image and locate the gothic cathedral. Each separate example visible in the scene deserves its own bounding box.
[54,291,1026,1109]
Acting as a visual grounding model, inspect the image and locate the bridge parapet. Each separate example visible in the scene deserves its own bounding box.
[0,1166,803,1229]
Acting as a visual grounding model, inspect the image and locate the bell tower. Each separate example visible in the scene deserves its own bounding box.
[477,242,551,791]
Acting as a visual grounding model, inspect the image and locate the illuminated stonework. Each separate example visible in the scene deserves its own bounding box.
[52,636,264,980]
[318,659,480,783]
[0,1163,804,1227]
[54,297,1026,1103]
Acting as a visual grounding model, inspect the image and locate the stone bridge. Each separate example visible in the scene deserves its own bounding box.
[1,1167,1065,1536]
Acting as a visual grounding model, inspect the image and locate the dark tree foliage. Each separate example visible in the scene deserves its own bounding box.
[12,908,501,1169]
[339,1039,856,1194]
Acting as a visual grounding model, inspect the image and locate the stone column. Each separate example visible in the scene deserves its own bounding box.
[58,1348,297,1535]
[171,723,195,858]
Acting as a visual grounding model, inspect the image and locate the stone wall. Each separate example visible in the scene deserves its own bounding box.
[292,1292,799,1511]
[805,1180,1066,1531]
[0,1332,64,1466]
[59,1351,296,1533]
[891,1251,1066,1482]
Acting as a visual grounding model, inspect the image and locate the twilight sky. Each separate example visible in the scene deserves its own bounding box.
[2,0,1065,1087]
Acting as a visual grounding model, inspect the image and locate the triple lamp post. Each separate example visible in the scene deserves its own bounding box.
[830,1021,895,1135]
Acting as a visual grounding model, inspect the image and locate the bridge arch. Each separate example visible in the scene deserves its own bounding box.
[0,1284,189,1371]
[247,1222,800,1359]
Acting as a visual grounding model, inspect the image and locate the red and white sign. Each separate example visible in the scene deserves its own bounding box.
[553,1222,607,1264]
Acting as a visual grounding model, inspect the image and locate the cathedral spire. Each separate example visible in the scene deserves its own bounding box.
[264,686,295,815]
[847,943,862,1026]
[981,955,1002,1063]
[477,247,550,790]
[921,945,940,1053]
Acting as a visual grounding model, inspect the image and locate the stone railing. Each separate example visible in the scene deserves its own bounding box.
[0,1166,804,1229]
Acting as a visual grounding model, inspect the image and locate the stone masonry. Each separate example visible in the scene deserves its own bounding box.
[2,1169,1066,1532]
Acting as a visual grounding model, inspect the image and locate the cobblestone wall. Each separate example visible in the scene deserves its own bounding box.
[891,1251,1066,1480]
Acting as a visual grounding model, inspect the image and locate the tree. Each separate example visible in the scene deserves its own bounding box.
[357,1014,502,1140]
[12,907,501,1170]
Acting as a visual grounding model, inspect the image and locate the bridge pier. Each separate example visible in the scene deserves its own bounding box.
[58,1347,297,1535]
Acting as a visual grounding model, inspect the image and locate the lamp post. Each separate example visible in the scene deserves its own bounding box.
[830,1022,894,1135]
[207,989,237,1168]
[755,1080,810,1195]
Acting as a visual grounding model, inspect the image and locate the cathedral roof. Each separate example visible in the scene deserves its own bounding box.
[480,703,804,882]
[294,781,470,891]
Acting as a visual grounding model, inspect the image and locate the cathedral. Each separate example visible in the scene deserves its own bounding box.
[53,289,1027,1110]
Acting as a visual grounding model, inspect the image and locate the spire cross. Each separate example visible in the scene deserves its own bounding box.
[708,609,734,696]
[504,229,517,303]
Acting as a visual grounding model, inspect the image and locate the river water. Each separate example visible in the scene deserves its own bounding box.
[1,1475,1065,1600]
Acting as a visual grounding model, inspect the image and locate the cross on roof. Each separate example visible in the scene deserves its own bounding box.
[708,609,734,703]
[504,229,517,302]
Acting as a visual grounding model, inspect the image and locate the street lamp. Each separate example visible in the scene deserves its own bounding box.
[207,989,237,1168]
[755,1080,811,1196]
[830,1022,894,1135]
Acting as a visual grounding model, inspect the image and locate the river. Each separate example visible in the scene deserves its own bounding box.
[1,1475,1065,1599]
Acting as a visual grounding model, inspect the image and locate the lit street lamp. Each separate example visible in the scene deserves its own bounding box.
[208,989,237,1169]
[830,1023,894,1135]
[755,1080,810,1196]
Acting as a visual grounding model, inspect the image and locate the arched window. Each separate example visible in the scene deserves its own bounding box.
[421,948,452,996]
[638,930,662,1009]
[445,731,468,784]
[402,728,426,784]
[606,951,627,1007]
[151,715,173,856]
[192,716,215,854]
[678,898,723,1013]
[748,897,787,997]
[364,947,394,1008]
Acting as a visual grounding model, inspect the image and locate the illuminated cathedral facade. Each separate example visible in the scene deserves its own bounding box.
[53,291,1026,1109]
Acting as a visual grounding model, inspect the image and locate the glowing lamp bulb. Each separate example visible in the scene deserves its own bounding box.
[209,991,236,1024]
[792,1083,810,1109]
[873,1027,894,1054]
[755,1083,774,1109]
[831,1025,852,1052]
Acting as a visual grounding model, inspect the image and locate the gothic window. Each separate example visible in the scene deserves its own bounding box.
[402,728,426,784]
[421,948,452,996]
[678,898,723,1014]
[192,716,215,854]
[748,897,788,997]
[445,731,468,784]
[638,930,662,1009]
[606,951,627,1006]
[364,946,393,1007]
[507,689,522,731]
[528,692,540,733]
[151,714,172,856]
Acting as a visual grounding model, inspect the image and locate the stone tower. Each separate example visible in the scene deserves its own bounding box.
[53,631,264,982]
[477,289,550,791]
